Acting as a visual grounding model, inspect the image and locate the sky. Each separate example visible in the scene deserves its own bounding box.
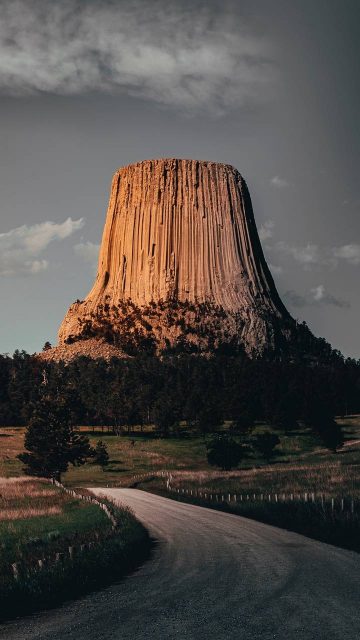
[0,0,359,358]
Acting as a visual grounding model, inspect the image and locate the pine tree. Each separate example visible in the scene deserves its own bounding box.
[17,396,91,481]
[93,440,109,468]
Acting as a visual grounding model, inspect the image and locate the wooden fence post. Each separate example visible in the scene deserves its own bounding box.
[12,563,19,580]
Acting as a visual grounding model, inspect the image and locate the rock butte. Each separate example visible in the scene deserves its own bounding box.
[53,158,295,359]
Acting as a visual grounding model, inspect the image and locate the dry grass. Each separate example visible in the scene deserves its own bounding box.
[158,460,360,498]
[1,417,360,495]
[0,476,112,583]
[0,507,62,521]
[0,429,25,477]
[0,476,66,521]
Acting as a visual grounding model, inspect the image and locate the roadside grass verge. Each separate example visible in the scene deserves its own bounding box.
[147,459,360,499]
[154,488,360,553]
[138,459,360,553]
[0,478,151,621]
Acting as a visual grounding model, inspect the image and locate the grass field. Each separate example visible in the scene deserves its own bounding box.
[0,476,151,620]
[1,416,360,495]
[0,477,110,576]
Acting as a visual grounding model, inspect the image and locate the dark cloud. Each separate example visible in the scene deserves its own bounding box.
[0,0,275,114]
[283,285,350,309]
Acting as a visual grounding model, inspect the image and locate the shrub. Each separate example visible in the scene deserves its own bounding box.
[206,434,244,470]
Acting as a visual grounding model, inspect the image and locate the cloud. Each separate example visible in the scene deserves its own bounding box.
[283,285,350,309]
[270,176,289,189]
[268,263,283,275]
[265,233,360,273]
[275,240,360,270]
[283,290,308,308]
[310,284,350,308]
[258,220,274,242]
[0,217,84,276]
[275,241,324,268]
[333,244,360,265]
[0,0,275,114]
[74,241,99,272]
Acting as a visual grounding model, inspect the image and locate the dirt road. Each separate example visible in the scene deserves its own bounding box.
[1,489,359,639]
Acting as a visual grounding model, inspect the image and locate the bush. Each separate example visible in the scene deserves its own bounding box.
[206,434,244,470]
[252,432,280,461]
[93,441,109,468]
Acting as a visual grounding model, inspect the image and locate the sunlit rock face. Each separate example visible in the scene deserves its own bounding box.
[58,159,293,355]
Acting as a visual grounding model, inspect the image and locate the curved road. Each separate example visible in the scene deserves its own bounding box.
[1,489,359,640]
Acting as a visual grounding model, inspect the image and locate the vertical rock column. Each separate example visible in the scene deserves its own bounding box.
[58,158,290,350]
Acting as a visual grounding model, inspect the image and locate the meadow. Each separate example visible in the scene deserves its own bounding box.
[0,477,110,574]
[0,476,150,620]
[1,415,359,496]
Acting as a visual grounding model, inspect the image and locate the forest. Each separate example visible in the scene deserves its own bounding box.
[0,339,359,436]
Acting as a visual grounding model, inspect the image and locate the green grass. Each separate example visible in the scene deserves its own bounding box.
[0,478,110,576]
[0,502,108,570]
[0,478,151,621]
[1,416,360,494]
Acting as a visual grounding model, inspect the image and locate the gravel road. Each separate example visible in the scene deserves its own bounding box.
[1,488,359,640]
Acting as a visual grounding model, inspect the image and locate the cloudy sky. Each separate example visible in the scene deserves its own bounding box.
[0,0,359,357]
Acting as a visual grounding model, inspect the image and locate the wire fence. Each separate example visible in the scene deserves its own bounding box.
[166,484,358,515]
[9,480,118,581]
[104,471,359,516]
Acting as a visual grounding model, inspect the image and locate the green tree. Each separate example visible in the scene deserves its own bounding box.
[303,398,344,452]
[253,432,280,461]
[315,420,344,453]
[93,440,110,468]
[153,394,179,437]
[17,396,91,481]
[206,434,244,470]
[198,402,222,435]
[231,410,255,438]
[271,391,299,431]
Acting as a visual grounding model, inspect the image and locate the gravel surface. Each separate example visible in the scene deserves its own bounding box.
[1,488,359,640]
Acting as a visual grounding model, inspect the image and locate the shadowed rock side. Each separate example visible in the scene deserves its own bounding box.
[57,159,294,357]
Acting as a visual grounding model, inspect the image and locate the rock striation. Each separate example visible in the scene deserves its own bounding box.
[57,158,294,357]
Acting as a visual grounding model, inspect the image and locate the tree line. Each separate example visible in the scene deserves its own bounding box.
[0,347,359,434]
